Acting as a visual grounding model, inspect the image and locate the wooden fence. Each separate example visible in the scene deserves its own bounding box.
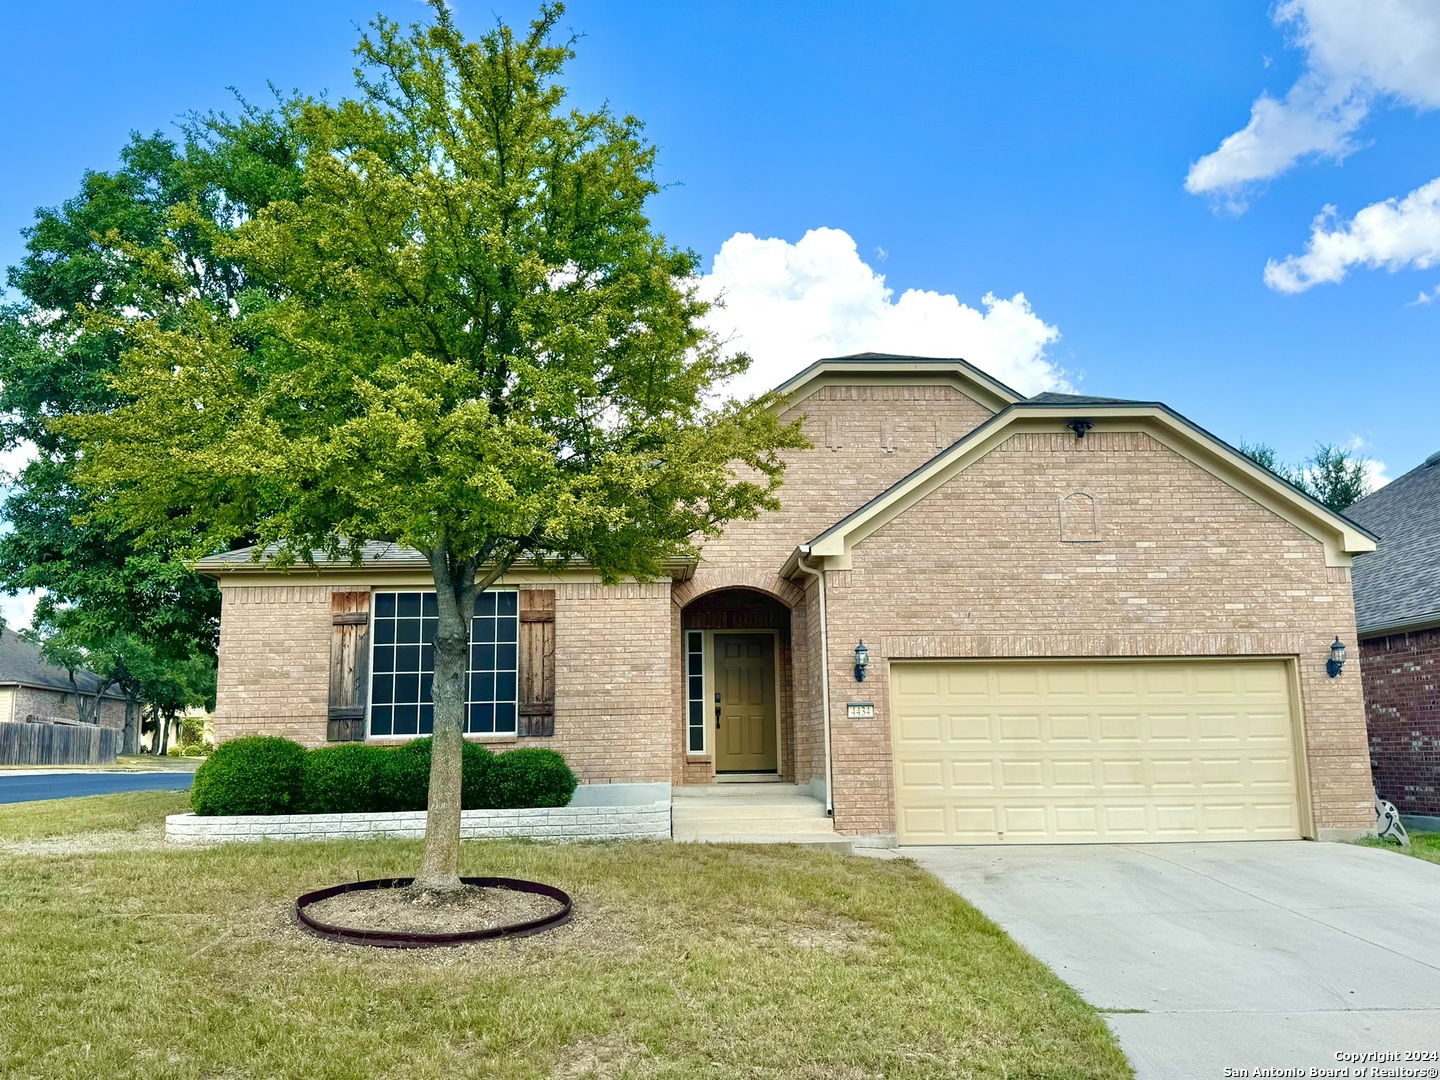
[0,720,120,766]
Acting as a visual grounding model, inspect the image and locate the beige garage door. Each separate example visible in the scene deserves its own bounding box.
[892,659,1304,844]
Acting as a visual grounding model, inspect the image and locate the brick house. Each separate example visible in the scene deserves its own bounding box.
[1346,451,1440,830]
[198,355,1379,844]
[0,627,128,729]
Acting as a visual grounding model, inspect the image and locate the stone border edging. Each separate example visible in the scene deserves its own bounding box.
[166,801,671,844]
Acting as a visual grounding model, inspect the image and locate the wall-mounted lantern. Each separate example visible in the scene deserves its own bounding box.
[1326,637,1347,678]
[854,640,870,682]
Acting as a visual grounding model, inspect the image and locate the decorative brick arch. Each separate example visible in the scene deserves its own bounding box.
[672,569,804,610]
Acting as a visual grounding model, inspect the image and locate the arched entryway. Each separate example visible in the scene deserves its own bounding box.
[678,588,796,785]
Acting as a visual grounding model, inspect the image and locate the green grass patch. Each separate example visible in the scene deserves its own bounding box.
[0,790,191,841]
[0,793,1131,1079]
[1356,829,1440,866]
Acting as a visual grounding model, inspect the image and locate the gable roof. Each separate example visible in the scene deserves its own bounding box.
[770,353,1025,413]
[0,628,125,700]
[1346,451,1440,635]
[782,400,1377,575]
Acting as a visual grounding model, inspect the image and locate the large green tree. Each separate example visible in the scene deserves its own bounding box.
[1237,440,1373,512]
[0,112,304,752]
[66,3,804,891]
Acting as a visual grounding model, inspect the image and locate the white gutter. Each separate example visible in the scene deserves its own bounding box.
[794,546,834,816]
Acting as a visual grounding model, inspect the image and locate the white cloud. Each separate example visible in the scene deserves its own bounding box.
[1345,434,1391,489]
[698,228,1067,400]
[0,439,36,483]
[1407,282,1440,305]
[1186,0,1440,201]
[0,589,41,632]
[1263,176,1440,291]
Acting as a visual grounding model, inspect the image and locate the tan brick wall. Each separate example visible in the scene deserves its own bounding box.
[214,580,674,783]
[698,384,996,570]
[820,430,1373,838]
[214,585,333,747]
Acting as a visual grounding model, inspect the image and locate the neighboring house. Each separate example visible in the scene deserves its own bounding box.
[0,627,128,729]
[197,354,1380,844]
[1346,451,1440,829]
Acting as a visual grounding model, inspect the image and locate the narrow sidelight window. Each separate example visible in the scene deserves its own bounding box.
[686,630,706,753]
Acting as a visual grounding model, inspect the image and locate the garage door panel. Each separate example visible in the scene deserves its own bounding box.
[892,659,1303,845]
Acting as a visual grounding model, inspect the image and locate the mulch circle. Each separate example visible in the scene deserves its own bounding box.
[294,876,573,949]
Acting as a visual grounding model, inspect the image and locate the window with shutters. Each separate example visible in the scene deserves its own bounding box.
[367,589,520,737]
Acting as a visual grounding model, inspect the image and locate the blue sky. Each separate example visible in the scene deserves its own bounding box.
[2,1,1438,623]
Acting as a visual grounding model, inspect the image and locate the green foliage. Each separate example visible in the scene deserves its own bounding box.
[195,736,569,815]
[485,747,577,809]
[301,744,384,814]
[190,736,307,816]
[1236,439,1373,513]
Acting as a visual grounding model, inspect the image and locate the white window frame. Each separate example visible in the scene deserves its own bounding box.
[685,629,707,756]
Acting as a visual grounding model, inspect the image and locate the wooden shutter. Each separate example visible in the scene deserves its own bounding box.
[328,590,370,741]
[518,589,556,737]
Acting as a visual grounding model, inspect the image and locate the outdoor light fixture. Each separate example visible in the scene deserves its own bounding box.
[1066,418,1094,439]
[854,640,870,682]
[1326,637,1347,678]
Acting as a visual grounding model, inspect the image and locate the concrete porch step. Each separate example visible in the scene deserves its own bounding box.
[673,783,817,799]
[671,783,845,849]
[672,800,829,821]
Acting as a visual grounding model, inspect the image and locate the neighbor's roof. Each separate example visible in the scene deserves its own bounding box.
[770,353,1025,413]
[1346,451,1440,636]
[194,541,698,581]
[783,399,1377,576]
[0,628,125,700]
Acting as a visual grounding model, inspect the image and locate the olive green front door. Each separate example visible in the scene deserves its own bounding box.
[714,633,777,773]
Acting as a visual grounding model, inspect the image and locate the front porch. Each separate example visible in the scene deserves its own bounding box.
[671,781,847,850]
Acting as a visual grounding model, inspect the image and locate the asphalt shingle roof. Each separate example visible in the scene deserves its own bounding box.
[0,627,123,699]
[1026,391,1146,405]
[1345,451,1440,635]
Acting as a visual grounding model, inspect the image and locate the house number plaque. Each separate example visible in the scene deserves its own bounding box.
[846,702,876,720]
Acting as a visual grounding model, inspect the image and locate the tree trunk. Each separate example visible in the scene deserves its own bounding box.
[414,541,480,893]
[157,708,171,756]
[122,698,139,756]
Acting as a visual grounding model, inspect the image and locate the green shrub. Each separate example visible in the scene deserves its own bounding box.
[191,736,307,816]
[485,748,577,809]
[166,745,182,757]
[372,738,433,812]
[301,744,383,814]
[461,741,497,810]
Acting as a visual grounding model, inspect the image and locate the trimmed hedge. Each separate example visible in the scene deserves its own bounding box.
[191,736,308,816]
[191,735,576,816]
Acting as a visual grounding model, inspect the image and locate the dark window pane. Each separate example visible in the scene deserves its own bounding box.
[375,593,396,618]
[688,651,702,676]
[471,643,495,673]
[689,726,704,752]
[373,646,395,674]
[420,644,434,671]
[496,643,517,672]
[370,706,393,736]
[497,591,518,617]
[374,619,395,646]
[689,675,703,699]
[393,704,419,736]
[498,620,516,645]
[495,671,516,703]
[471,616,496,644]
[469,702,494,733]
[395,645,420,673]
[396,618,421,645]
[469,672,494,703]
[397,592,421,618]
[495,702,516,733]
[372,675,394,705]
[419,673,433,703]
[475,592,496,616]
[689,700,704,725]
[422,593,438,617]
[419,705,434,735]
[395,673,420,704]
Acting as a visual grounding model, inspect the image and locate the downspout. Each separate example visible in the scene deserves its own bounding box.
[794,547,834,817]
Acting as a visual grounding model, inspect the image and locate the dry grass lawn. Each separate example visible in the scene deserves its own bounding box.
[0,793,1131,1079]
[1356,829,1440,866]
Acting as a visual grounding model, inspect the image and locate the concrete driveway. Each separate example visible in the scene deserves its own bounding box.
[908,842,1440,1079]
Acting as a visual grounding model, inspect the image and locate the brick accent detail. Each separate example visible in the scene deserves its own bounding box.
[820,430,1372,838]
[1360,627,1440,816]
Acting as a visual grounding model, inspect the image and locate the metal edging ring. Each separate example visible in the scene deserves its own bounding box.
[294,876,573,949]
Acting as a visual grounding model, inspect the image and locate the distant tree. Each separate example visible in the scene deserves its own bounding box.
[1237,440,1372,513]
[62,3,806,892]
[0,111,304,745]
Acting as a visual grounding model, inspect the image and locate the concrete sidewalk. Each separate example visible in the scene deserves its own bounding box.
[908,841,1440,1079]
